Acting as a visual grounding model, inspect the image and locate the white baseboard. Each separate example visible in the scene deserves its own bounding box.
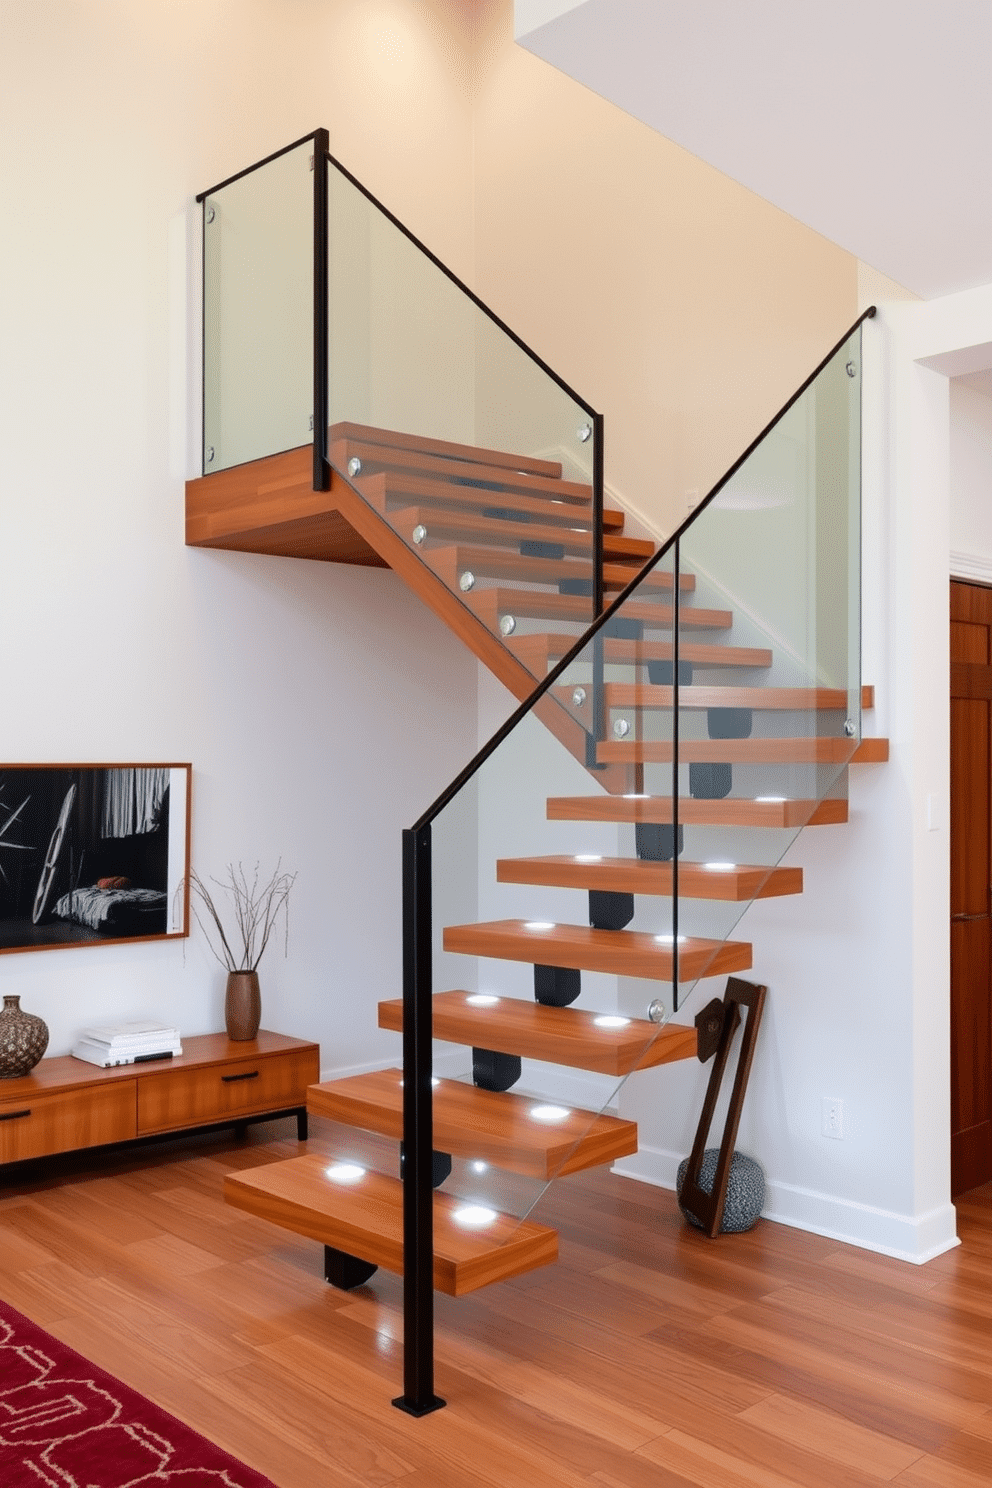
[613,1144,960,1266]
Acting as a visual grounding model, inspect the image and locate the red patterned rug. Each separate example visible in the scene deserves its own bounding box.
[0,1299,276,1487]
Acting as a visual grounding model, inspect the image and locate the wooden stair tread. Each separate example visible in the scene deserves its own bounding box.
[388,506,653,564]
[596,736,889,765]
[224,1154,557,1296]
[442,919,751,982]
[307,1068,638,1179]
[512,634,772,671]
[430,546,683,593]
[469,590,732,631]
[546,794,847,828]
[329,421,564,480]
[496,855,803,901]
[378,989,698,1075]
[595,683,875,711]
[355,469,626,529]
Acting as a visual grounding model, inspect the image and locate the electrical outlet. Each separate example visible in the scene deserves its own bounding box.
[821,1097,844,1139]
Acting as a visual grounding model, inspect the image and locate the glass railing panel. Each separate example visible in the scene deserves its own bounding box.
[202,141,314,474]
[408,318,866,1251]
[326,157,602,681]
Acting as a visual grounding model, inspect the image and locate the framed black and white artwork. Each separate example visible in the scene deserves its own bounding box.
[0,764,191,954]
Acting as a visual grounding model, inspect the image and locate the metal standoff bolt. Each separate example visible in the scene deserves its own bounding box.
[347,456,362,477]
[205,204,215,224]
[412,524,427,545]
[572,687,587,707]
[205,446,215,463]
[459,571,475,592]
[577,422,593,443]
[614,718,630,739]
[647,999,666,1024]
[844,718,856,737]
[499,615,516,636]
[846,360,857,378]
[308,415,313,431]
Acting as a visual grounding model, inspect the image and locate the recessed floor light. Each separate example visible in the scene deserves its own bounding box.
[575,854,603,862]
[453,1205,498,1229]
[471,1161,488,1174]
[703,861,737,872]
[654,934,688,944]
[755,795,786,803]
[530,1105,570,1123]
[524,921,555,930]
[624,793,649,800]
[325,1163,365,1184]
[467,993,500,1006]
[594,1015,630,1029]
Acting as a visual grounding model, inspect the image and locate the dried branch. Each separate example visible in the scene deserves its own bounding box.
[182,862,297,973]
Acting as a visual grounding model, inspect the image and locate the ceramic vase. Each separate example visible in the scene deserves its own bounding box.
[225,971,261,1041]
[0,995,49,1077]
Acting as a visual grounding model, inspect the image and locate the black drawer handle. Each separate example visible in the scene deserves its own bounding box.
[0,1109,31,1122]
[221,1071,260,1084]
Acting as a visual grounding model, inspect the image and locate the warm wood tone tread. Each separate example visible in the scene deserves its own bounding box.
[512,634,773,672]
[307,1068,637,1179]
[224,1154,558,1296]
[470,589,732,632]
[330,420,564,479]
[496,855,803,901]
[546,795,848,828]
[594,683,875,712]
[378,989,699,1074]
[356,468,626,529]
[597,735,890,764]
[429,546,676,594]
[442,920,751,983]
[388,506,653,564]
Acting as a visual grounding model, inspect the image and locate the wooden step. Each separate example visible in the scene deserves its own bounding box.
[596,736,889,765]
[546,795,848,828]
[388,506,654,566]
[355,468,627,530]
[430,546,687,595]
[330,421,565,480]
[591,683,875,713]
[511,634,772,673]
[442,919,751,983]
[496,855,803,901]
[224,1154,557,1296]
[378,989,698,1074]
[307,1068,638,1179]
[469,589,732,632]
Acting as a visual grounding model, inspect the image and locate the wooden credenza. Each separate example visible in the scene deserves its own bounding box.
[0,1030,320,1167]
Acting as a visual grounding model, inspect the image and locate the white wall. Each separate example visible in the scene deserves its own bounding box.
[950,379,992,579]
[0,0,480,1074]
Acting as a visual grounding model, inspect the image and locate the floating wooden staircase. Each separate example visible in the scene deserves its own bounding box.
[190,422,888,1295]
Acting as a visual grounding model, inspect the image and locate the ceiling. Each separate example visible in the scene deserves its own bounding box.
[515,0,992,302]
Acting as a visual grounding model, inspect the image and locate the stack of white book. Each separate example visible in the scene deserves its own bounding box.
[72,1020,182,1068]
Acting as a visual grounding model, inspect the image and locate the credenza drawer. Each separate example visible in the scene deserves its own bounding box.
[136,1049,319,1134]
[0,1082,137,1162]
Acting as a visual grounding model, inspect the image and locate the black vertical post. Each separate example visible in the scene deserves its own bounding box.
[393,826,445,1416]
[672,538,681,1007]
[587,412,607,769]
[312,128,330,492]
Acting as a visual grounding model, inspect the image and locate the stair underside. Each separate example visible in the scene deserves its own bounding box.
[496,855,803,901]
[443,920,751,983]
[547,794,847,828]
[596,737,889,764]
[307,1068,638,1178]
[224,1155,557,1295]
[378,990,698,1074]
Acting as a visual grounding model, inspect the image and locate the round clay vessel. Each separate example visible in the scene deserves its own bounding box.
[0,995,49,1077]
[225,971,261,1041]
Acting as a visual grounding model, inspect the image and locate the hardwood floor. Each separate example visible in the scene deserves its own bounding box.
[1,1118,990,1488]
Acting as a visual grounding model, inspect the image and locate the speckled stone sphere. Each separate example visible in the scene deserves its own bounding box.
[676,1148,765,1233]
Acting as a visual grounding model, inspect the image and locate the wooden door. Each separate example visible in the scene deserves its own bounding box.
[951,580,992,1195]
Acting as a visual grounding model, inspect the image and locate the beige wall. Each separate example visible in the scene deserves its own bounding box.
[471,0,858,536]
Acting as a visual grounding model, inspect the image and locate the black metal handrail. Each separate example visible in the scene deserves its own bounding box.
[399,304,875,1416]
